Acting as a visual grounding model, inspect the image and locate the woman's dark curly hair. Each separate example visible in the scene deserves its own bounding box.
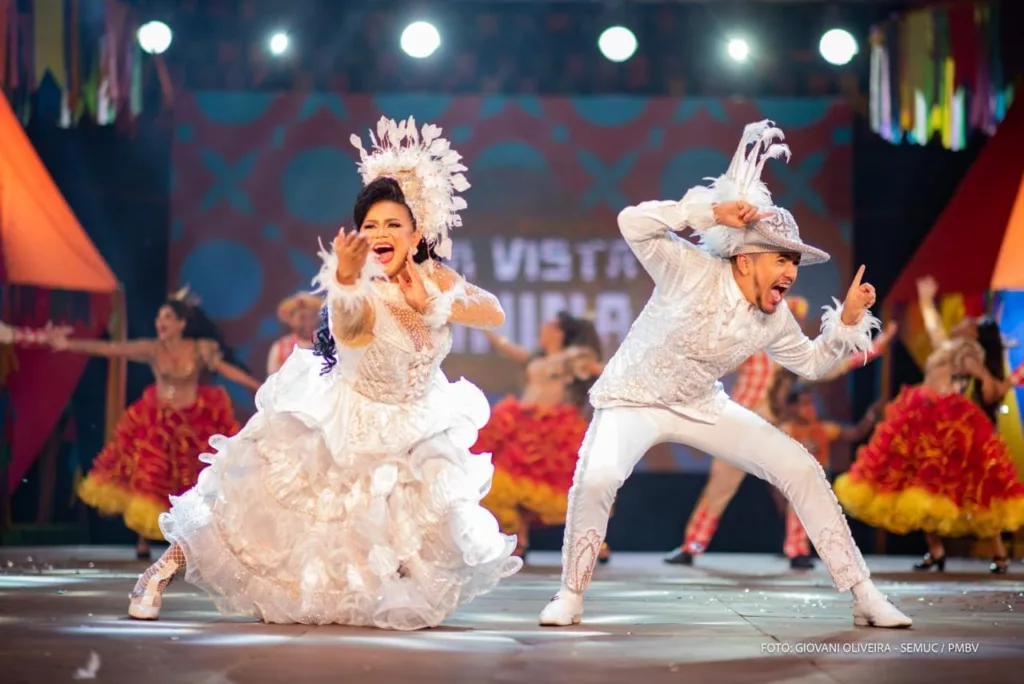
[312,177,443,374]
[971,317,1006,423]
[163,299,249,373]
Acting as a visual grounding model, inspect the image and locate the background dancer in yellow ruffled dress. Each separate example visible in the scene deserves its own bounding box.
[475,312,607,562]
[835,275,1024,573]
[13,294,261,560]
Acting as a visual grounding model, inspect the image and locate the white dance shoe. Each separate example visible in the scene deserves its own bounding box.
[852,590,913,628]
[128,551,183,620]
[539,590,583,626]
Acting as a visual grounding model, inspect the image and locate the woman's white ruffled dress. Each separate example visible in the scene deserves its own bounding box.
[159,263,522,630]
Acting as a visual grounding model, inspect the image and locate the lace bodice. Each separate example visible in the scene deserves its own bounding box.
[344,283,453,404]
[315,253,502,406]
[589,195,878,423]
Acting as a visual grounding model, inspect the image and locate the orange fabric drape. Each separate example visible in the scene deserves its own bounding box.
[0,96,116,291]
[0,89,120,496]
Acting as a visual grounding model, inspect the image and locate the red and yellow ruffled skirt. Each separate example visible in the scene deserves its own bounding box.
[473,397,589,534]
[834,385,1024,538]
[76,385,240,540]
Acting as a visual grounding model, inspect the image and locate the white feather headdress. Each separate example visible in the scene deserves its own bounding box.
[694,120,829,266]
[708,119,790,208]
[350,117,468,259]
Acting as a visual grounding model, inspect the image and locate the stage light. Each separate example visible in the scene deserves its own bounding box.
[269,32,290,56]
[819,28,858,66]
[137,21,172,55]
[598,26,638,63]
[727,38,750,62]
[400,21,441,59]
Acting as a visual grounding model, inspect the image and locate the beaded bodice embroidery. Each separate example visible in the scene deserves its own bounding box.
[589,198,872,422]
[349,282,452,405]
[590,257,782,418]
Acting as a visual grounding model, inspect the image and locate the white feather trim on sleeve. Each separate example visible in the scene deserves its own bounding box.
[311,239,384,316]
[422,278,467,329]
[681,184,749,259]
[819,297,882,360]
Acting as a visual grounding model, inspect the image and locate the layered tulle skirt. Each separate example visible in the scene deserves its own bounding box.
[76,385,239,540]
[473,397,589,534]
[835,385,1024,538]
[159,349,521,630]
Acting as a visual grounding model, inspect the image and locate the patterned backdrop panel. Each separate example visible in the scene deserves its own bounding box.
[170,93,853,472]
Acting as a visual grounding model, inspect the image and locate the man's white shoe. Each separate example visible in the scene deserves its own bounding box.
[853,595,913,628]
[539,590,583,626]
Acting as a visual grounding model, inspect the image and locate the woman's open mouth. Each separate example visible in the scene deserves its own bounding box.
[372,243,395,264]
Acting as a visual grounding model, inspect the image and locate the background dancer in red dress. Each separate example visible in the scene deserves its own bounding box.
[836,276,1024,573]
[476,312,607,562]
[37,292,260,558]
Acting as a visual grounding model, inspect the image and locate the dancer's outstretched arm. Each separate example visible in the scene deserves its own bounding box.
[484,330,532,364]
[314,230,377,349]
[767,266,881,381]
[962,354,1015,404]
[37,324,157,364]
[833,399,884,442]
[196,340,261,391]
[915,276,948,349]
[565,345,603,379]
[425,263,505,331]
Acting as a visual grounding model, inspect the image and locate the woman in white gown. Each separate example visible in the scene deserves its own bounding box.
[128,117,523,630]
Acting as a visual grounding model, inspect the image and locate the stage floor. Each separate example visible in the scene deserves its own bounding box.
[0,547,1021,683]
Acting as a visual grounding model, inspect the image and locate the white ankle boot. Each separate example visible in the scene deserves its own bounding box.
[539,590,583,626]
[852,581,912,628]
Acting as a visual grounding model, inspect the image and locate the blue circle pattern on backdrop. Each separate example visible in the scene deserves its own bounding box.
[479,96,544,119]
[258,315,282,340]
[450,124,473,143]
[179,239,264,319]
[660,148,731,200]
[474,141,550,173]
[287,248,321,291]
[571,97,648,127]
[282,147,360,226]
[297,93,347,122]
[372,95,452,125]
[674,99,728,124]
[754,99,831,128]
[196,92,275,125]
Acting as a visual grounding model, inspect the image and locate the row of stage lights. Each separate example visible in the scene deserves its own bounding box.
[136,20,859,67]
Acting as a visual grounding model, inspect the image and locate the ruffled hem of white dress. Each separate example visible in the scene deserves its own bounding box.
[159,348,522,630]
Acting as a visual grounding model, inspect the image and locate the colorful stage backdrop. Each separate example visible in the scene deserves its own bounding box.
[170,93,853,472]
